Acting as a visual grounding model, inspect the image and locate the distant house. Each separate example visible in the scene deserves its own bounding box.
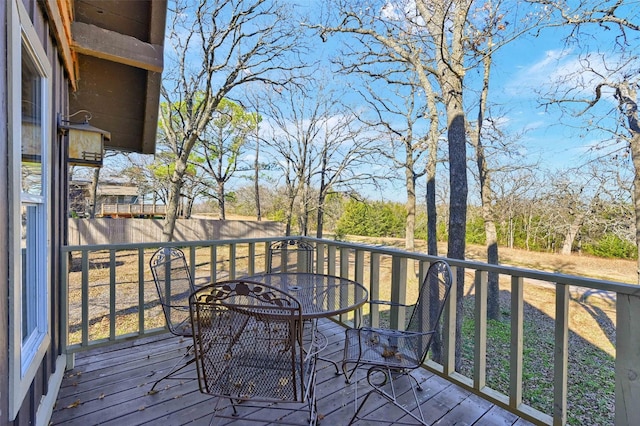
[69,180,140,216]
[0,1,167,424]
[69,180,166,218]
[97,183,140,205]
[96,183,167,218]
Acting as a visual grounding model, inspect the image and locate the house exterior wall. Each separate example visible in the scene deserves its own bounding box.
[1,1,165,423]
[1,1,69,424]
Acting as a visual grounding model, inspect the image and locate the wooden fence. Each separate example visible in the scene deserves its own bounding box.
[67,218,284,245]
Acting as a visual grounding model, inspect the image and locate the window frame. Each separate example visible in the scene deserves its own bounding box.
[8,0,53,419]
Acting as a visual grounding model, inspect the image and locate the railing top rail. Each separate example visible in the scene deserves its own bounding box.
[302,236,639,296]
[62,235,640,296]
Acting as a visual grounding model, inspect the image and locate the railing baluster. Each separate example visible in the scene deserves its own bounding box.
[316,242,326,275]
[188,246,197,282]
[229,243,236,279]
[109,250,116,341]
[210,244,217,284]
[443,265,457,376]
[353,249,365,326]
[248,242,256,276]
[510,275,524,408]
[327,244,337,275]
[553,283,569,426]
[369,253,381,328]
[81,250,89,346]
[138,247,145,334]
[474,270,488,390]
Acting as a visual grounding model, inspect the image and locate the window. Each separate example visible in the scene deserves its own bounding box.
[8,0,52,419]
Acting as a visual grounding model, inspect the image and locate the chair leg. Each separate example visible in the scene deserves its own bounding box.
[349,388,375,425]
[149,346,196,392]
[347,366,427,425]
[342,361,359,384]
[304,319,340,376]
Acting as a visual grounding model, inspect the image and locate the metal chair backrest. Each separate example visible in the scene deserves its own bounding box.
[406,260,453,364]
[267,239,314,273]
[149,247,196,337]
[189,280,308,402]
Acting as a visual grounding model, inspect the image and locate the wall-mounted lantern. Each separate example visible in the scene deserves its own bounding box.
[58,112,110,167]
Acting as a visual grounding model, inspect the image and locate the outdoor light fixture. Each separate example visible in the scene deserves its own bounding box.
[58,111,110,167]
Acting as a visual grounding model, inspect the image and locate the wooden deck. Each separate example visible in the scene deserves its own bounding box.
[51,320,533,425]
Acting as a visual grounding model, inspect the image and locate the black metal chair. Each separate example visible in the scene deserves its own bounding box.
[342,260,453,425]
[267,239,314,273]
[148,247,197,392]
[189,280,318,425]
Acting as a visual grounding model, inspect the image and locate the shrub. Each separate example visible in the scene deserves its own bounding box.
[582,233,637,259]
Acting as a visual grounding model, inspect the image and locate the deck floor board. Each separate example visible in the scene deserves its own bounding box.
[51,320,532,425]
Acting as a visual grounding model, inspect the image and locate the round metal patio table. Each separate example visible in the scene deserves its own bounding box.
[242,272,369,320]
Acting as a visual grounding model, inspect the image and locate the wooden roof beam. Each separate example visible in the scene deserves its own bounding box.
[71,21,163,73]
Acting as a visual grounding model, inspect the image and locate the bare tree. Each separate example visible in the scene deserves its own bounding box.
[259,76,379,236]
[354,74,442,252]
[532,0,640,279]
[158,0,307,241]
[492,168,543,250]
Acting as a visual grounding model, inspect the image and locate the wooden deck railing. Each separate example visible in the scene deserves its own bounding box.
[60,236,640,426]
[99,203,166,217]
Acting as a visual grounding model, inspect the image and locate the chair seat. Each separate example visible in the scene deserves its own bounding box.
[201,351,313,402]
[344,327,421,369]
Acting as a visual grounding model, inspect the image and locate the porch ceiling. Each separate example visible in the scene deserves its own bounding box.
[69,0,167,154]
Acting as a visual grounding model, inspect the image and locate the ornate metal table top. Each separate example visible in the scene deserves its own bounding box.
[243,272,368,319]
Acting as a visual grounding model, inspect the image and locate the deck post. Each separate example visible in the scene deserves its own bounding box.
[616,292,640,426]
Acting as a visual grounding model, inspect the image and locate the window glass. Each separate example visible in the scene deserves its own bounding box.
[21,45,43,197]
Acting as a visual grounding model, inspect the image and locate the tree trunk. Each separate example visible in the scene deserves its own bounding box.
[90,167,100,218]
[316,197,325,238]
[425,85,440,258]
[615,82,640,284]
[633,127,640,284]
[405,165,416,251]
[317,152,328,238]
[218,181,226,220]
[445,81,468,373]
[163,179,181,242]
[162,155,189,242]
[475,48,500,321]
[185,196,195,219]
[254,141,261,221]
[426,162,438,256]
[561,217,584,255]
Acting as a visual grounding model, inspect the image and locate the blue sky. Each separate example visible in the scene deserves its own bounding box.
[100,1,637,206]
[257,7,637,202]
[490,21,634,172]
